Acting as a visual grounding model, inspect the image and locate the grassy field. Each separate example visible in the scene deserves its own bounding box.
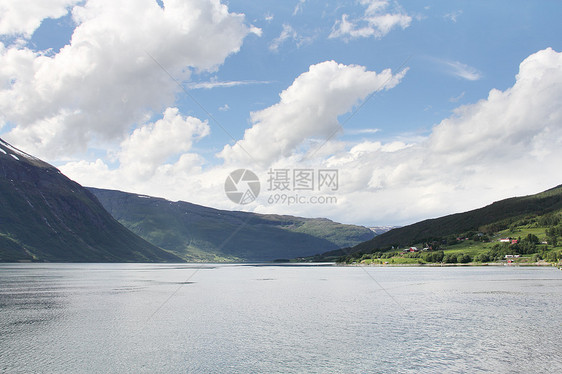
[353,222,561,266]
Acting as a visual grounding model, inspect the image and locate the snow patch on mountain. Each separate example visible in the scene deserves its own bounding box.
[0,138,39,162]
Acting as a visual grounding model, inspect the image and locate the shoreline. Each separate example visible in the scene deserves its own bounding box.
[339,261,561,268]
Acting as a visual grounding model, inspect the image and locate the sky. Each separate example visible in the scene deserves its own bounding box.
[1,0,562,227]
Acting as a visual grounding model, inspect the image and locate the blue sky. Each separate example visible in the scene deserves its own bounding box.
[185,0,561,153]
[1,0,562,226]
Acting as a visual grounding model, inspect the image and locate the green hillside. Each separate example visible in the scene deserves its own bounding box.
[311,184,562,264]
[355,184,561,252]
[89,188,375,262]
[0,139,182,263]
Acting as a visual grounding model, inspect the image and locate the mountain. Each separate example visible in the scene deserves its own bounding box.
[0,139,181,263]
[89,187,375,262]
[368,226,400,235]
[322,184,562,259]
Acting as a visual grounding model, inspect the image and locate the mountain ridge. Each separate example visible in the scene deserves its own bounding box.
[89,187,375,262]
[0,138,182,263]
[318,184,562,260]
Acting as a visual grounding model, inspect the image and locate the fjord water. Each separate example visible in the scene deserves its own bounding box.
[1,264,561,373]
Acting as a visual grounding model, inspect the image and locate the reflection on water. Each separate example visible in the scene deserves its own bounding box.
[1,264,561,373]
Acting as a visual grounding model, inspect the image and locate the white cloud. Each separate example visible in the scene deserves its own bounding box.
[59,107,212,196]
[0,0,81,37]
[329,0,411,40]
[444,10,463,23]
[430,48,562,160]
[428,57,482,81]
[218,60,407,166]
[118,107,209,178]
[269,24,297,52]
[449,91,465,103]
[346,128,381,135]
[293,0,306,16]
[268,24,315,52]
[0,0,255,158]
[218,104,230,112]
[187,79,271,89]
[50,49,562,227]
[444,60,482,81]
[316,48,562,224]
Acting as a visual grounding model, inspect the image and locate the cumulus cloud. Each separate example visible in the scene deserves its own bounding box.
[59,107,212,196]
[218,60,408,166]
[0,0,256,158]
[313,48,562,224]
[119,107,209,178]
[430,48,562,161]
[50,49,562,227]
[0,0,81,37]
[329,0,411,40]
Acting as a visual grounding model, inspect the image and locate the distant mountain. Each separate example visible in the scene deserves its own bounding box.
[89,188,375,262]
[368,226,400,235]
[318,184,562,259]
[0,139,181,263]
